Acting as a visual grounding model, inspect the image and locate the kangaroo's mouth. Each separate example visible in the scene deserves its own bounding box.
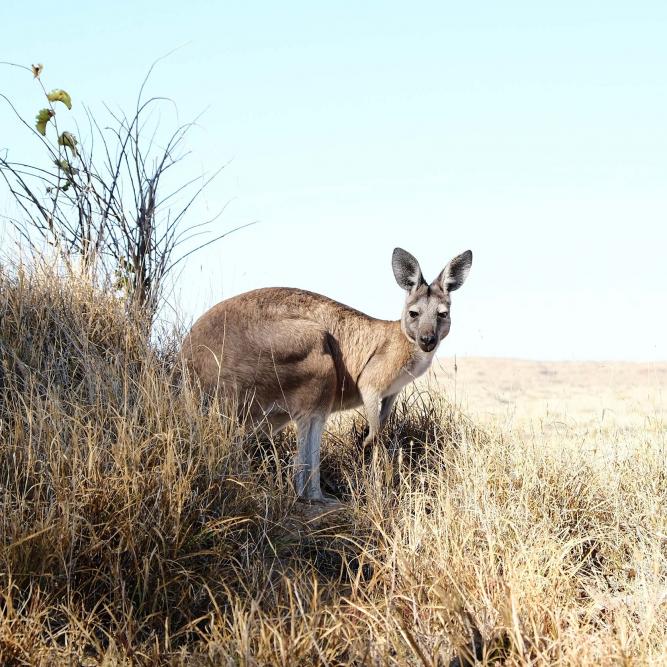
[419,340,437,353]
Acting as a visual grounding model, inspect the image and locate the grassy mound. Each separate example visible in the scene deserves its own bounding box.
[0,265,665,665]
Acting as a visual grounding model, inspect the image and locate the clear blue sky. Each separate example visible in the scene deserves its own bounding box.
[2,1,666,360]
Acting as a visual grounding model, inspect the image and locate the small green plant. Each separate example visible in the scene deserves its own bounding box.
[1,60,246,324]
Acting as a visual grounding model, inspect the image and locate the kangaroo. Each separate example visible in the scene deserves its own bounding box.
[181,247,472,503]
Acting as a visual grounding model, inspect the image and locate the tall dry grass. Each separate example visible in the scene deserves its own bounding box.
[0,264,665,665]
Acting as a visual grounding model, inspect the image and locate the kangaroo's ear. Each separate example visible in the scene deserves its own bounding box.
[436,250,473,292]
[392,248,425,291]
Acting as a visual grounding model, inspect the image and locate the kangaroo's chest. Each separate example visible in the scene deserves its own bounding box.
[382,352,434,398]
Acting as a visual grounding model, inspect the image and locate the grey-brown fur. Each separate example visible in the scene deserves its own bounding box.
[181,248,472,503]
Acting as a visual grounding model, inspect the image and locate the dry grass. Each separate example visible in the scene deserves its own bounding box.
[430,356,666,433]
[0,264,665,665]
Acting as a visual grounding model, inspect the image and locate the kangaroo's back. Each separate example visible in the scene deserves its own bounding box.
[181,287,386,411]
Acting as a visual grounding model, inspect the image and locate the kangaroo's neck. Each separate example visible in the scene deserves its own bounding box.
[324,313,436,400]
[347,319,435,399]
[341,317,415,375]
[384,319,436,375]
[382,319,416,363]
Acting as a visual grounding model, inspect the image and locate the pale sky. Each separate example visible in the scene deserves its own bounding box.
[2,1,666,360]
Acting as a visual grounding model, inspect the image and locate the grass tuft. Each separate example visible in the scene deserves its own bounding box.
[0,263,665,665]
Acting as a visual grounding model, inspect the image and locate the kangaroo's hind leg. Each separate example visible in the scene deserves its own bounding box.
[294,414,327,501]
[290,342,339,503]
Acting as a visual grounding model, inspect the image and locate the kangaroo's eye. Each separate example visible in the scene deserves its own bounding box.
[438,311,449,319]
[408,310,419,319]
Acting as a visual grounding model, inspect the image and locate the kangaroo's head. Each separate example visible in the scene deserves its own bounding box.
[392,247,473,353]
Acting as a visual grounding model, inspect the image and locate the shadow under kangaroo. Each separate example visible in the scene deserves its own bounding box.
[181,247,473,504]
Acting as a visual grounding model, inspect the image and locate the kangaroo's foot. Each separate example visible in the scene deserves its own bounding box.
[299,488,343,507]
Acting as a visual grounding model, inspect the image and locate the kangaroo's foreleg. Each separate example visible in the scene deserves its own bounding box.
[361,391,382,447]
[379,393,398,429]
[362,391,398,447]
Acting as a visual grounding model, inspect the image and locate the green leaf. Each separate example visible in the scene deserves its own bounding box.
[54,159,78,176]
[47,89,72,110]
[58,131,78,156]
[35,108,54,135]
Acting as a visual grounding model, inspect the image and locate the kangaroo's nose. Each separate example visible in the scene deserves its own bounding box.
[420,333,436,347]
